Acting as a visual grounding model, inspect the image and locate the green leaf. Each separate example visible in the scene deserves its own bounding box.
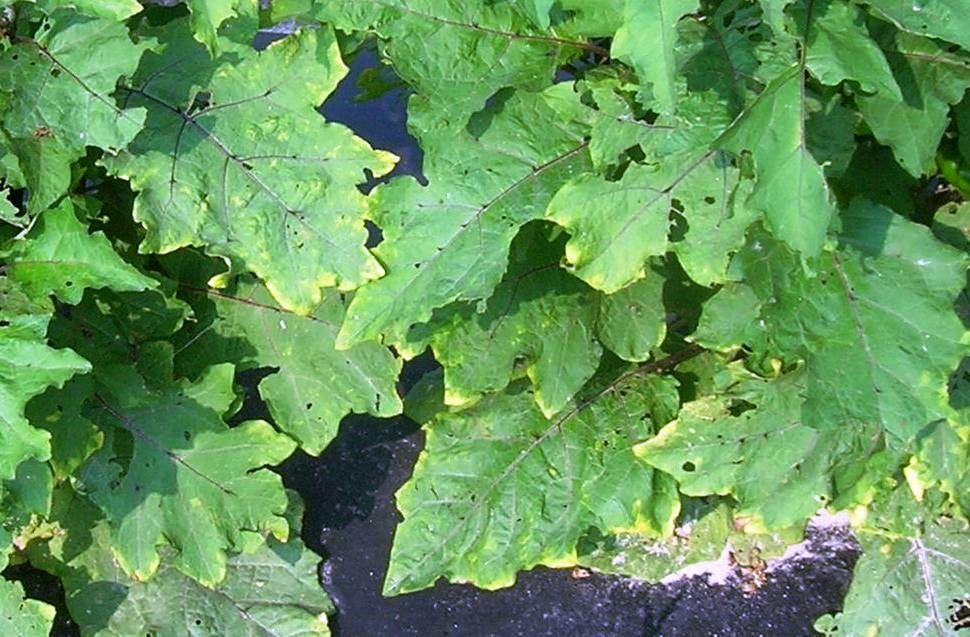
[548,150,755,291]
[0,578,55,637]
[1,201,156,305]
[957,96,970,163]
[523,0,555,29]
[401,224,667,417]
[25,376,102,480]
[683,201,967,526]
[0,9,150,213]
[0,188,19,229]
[95,537,333,636]
[298,0,602,127]
[782,201,964,445]
[716,65,835,257]
[908,419,969,516]
[611,0,699,112]
[556,0,625,37]
[46,287,191,370]
[819,517,970,637]
[104,20,396,315]
[80,362,296,586]
[400,226,602,417]
[834,140,919,214]
[675,0,768,114]
[638,365,842,530]
[1,459,54,570]
[581,75,659,171]
[187,0,247,54]
[795,0,901,99]
[708,200,967,448]
[337,84,592,347]
[757,0,796,36]
[0,133,75,218]
[30,487,332,636]
[805,91,859,179]
[855,31,970,177]
[178,275,403,454]
[596,271,667,363]
[35,0,142,20]
[865,0,970,51]
[933,202,970,253]
[0,280,90,481]
[385,371,682,594]
[546,165,670,293]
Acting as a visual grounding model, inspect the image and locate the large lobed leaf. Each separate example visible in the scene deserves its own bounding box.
[385,369,682,594]
[337,84,592,347]
[28,486,333,636]
[818,517,970,637]
[177,274,403,454]
[0,200,154,480]
[104,19,396,315]
[0,9,150,214]
[668,200,969,530]
[280,0,609,128]
[402,224,666,417]
[79,362,296,586]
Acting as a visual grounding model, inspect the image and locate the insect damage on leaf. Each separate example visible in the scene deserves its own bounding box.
[0,0,967,633]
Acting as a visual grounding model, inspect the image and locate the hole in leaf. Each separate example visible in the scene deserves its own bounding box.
[727,399,755,416]
[682,461,696,472]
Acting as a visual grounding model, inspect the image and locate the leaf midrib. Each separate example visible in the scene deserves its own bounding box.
[386,344,703,592]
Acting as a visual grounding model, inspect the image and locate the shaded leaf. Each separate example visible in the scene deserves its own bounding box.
[865,0,970,51]
[1,201,156,305]
[855,31,970,177]
[795,0,901,98]
[401,224,667,417]
[749,201,966,446]
[0,279,90,480]
[80,362,295,586]
[178,275,402,454]
[30,486,332,636]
